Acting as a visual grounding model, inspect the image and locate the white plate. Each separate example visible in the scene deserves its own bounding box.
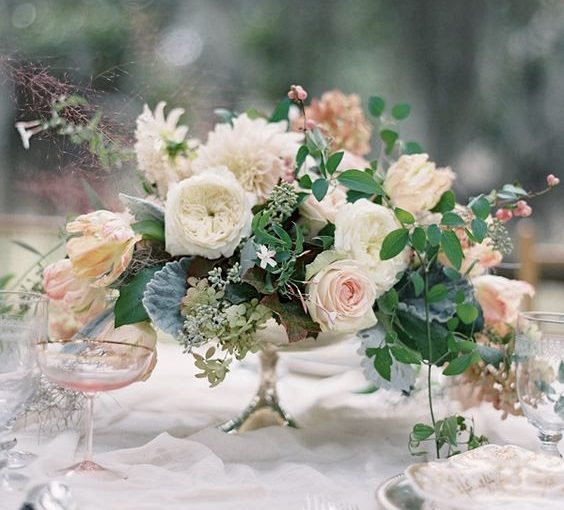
[405,444,564,510]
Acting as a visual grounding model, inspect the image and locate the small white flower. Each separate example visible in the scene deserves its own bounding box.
[15,120,43,150]
[256,245,277,269]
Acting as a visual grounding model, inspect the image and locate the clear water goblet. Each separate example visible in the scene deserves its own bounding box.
[0,291,48,490]
[37,338,153,479]
[515,312,564,457]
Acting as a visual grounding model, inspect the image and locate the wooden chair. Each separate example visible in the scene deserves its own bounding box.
[517,219,564,310]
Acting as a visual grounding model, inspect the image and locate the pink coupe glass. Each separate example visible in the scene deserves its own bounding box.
[37,339,153,479]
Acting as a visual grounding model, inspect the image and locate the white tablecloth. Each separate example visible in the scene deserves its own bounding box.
[3,340,547,510]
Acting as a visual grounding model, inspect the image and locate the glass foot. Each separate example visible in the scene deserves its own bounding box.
[59,460,127,480]
[7,450,37,469]
[538,432,563,457]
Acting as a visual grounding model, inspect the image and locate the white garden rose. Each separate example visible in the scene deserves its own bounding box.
[165,167,252,259]
[298,151,370,236]
[334,199,408,297]
[384,153,455,214]
[306,255,377,333]
[299,185,347,236]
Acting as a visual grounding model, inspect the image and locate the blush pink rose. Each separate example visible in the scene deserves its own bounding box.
[306,257,377,332]
[473,275,534,331]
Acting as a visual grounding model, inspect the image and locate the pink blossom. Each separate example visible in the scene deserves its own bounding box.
[495,208,513,223]
[547,174,560,187]
[288,84,308,102]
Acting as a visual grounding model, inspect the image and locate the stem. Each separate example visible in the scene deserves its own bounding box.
[83,394,95,463]
[11,240,65,290]
[423,268,440,458]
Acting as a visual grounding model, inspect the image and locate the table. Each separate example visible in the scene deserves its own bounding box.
[3,340,546,510]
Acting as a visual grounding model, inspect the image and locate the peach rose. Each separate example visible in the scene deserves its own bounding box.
[439,235,503,277]
[43,259,107,314]
[66,210,141,287]
[473,275,534,332]
[300,90,372,155]
[384,154,455,214]
[43,259,108,340]
[306,256,377,333]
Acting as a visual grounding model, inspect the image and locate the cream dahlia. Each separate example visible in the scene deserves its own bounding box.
[193,113,302,203]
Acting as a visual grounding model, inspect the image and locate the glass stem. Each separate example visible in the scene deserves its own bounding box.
[538,432,562,457]
[84,393,95,463]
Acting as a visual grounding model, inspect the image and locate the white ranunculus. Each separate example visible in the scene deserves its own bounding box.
[384,153,455,214]
[334,199,408,297]
[193,113,302,203]
[306,257,377,333]
[165,167,252,259]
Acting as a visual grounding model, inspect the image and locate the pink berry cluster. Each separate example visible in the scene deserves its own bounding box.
[287,84,308,102]
[495,174,559,223]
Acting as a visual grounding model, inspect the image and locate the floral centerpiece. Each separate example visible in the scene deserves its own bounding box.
[16,83,558,456]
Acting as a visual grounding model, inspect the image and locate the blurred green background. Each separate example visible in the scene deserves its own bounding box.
[0,0,563,239]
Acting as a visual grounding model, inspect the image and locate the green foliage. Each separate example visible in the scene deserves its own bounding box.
[391,103,411,120]
[368,96,386,117]
[409,416,488,458]
[132,219,165,242]
[269,97,291,122]
[380,129,398,155]
[337,169,385,195]
[469,195,490,220]
[0,274,14,289]
[326,151,344,174]
[411,227,426,252]
[115,266,163,327]
[432,191,456,213]
[441,230,464,269]
[441,211,465,227]
[394,207,415,225]
[295,145,309,174]
[443,352,480,375]
[372,346,392,381]
[403,141,424,154]
[311,178,329,201]
[456,303,479,324]
[380,228,409,260]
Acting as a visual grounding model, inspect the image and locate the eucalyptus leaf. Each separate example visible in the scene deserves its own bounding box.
[119,193,165,223]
